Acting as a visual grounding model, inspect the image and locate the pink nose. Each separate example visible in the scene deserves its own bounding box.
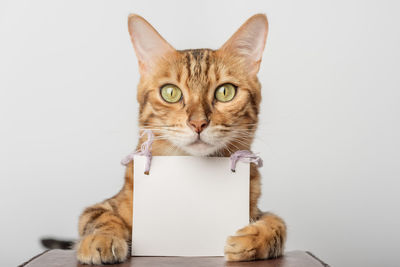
[188,119,209,133]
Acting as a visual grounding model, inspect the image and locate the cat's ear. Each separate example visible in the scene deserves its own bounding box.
[219,14,269,75]
[128,14,175,75]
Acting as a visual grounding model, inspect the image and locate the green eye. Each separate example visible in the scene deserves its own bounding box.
[160,84,182,103]
[215,83,236,102]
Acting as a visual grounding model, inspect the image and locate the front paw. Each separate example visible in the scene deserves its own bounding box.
[76,234,128,264]
[224,219,285,261]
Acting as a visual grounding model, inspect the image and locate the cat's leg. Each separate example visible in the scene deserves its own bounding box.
[76,168,133,264]
[224,165,287,261]
[224,212,286,261]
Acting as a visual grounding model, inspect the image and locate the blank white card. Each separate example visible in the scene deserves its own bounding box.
[132,156,249,256]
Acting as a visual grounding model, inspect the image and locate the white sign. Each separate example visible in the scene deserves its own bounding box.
[132,156,249,256]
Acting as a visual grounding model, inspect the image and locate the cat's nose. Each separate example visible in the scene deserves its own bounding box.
[187,119,209,133]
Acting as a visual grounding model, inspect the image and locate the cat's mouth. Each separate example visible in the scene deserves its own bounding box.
[189,139,211,146]
[175,131,220,156]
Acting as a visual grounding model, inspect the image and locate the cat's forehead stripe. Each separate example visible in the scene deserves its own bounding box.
[179,49,215,92]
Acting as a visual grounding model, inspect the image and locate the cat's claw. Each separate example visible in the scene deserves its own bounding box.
[224,217,285,261]
[76,234,128,264]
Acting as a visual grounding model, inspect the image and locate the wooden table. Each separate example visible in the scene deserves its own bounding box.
[20,250,329,267]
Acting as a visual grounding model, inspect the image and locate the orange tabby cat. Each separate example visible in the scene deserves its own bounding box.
[76,14,286,264]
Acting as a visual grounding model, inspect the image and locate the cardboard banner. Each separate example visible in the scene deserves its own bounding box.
[132,155,250,256]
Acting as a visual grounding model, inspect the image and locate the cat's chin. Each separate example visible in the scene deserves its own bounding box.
[181,140,218,156]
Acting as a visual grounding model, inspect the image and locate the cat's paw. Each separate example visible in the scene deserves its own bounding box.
[76,234,128,264]
[224,219,285,261]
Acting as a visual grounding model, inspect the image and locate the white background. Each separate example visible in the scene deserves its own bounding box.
[1,0,399,266]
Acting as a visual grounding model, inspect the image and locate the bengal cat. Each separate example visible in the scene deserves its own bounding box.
[76,14,286,264]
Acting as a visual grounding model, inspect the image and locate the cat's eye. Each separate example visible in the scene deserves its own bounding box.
[160,84,182,103]
[214,83,236,102]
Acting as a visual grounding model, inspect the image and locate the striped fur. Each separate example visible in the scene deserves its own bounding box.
[76,14,286,264]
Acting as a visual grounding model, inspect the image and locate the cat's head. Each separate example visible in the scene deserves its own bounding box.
[128,14,268,156]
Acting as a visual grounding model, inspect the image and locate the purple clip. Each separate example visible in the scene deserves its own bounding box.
[230,150,263,172]
[121,130,154,175]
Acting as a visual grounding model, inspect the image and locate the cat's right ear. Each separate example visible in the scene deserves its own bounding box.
[128,14,175,75]
[219,14,269,75]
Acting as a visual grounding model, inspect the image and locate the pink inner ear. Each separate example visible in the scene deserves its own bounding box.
[128,15,175,72]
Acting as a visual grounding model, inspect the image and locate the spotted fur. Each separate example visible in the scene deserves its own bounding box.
[76,14,286,264]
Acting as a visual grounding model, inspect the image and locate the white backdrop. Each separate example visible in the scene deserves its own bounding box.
[1,0,399,266]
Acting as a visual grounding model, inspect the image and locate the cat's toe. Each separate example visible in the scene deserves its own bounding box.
[224,222,284,262]
[224,230,259,261]
[76,234,128,264]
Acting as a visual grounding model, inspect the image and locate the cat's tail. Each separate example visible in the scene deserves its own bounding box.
[40,237,75,250]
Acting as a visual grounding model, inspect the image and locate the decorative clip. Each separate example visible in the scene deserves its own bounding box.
[121,130,154,175]
[230,150,263,172]
[122,130,262,174]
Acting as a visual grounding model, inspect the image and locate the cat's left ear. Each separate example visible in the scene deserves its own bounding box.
[128,14,175,75]
[219,14,269,75]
